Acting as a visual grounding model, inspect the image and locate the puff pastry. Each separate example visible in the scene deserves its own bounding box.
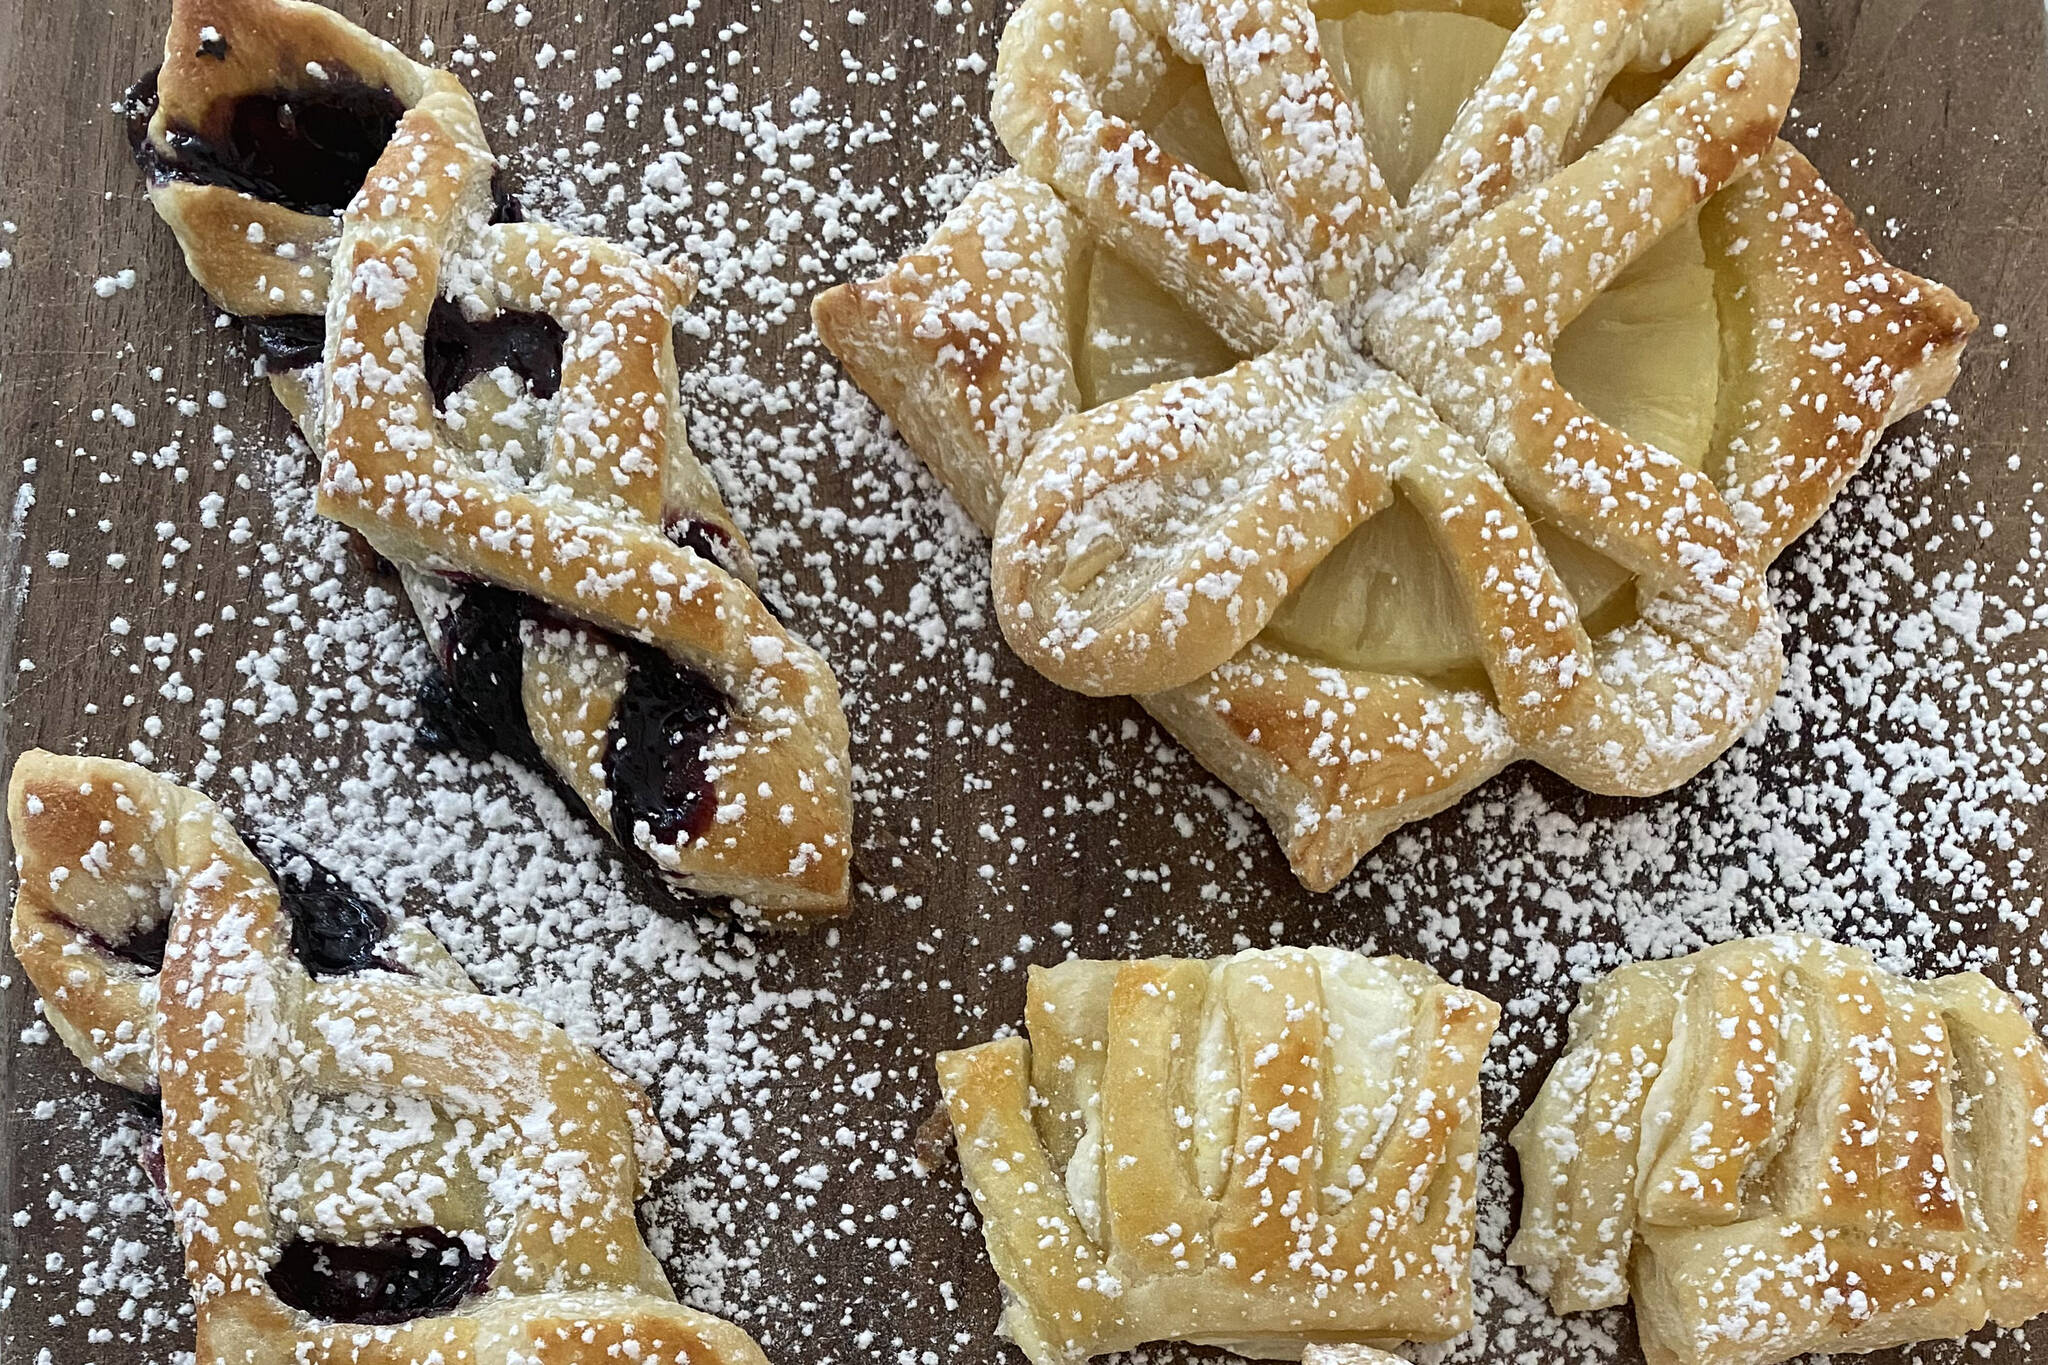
[814,0,1975,892]
[8,750,772,1364]
[127,0,852,916]
[936,948,1500,1362]
[1510,934,2048,1365]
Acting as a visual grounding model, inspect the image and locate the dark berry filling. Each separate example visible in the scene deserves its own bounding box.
[666,515,738,576]
[605,642,727,849]
[662,517,789,623]
[122,1095,168,1194]
[266,1228,492,1325]
[412,582,729,858]
[242,313,327,370]
[253,842,399,977]
[415,583,546,770]
[125,67,534,375]
[123,65,404,218]
[226,281,559,386]
[489,169,526,226]
[424,300,565,406]
[54,912,169,972]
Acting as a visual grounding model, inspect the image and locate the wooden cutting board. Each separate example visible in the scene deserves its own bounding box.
[2,0,2044,1362]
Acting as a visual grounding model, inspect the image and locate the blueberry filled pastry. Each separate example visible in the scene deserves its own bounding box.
[8,750,771,1364]
[814,0,1975,892]
[1511,935,2048,1365]
[129,0,851,917]
[936,948,1500,1362]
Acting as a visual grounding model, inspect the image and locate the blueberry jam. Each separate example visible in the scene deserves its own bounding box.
[605,642,728,848]
[67,915,172,972]
[663,517,788,623]
[125,66,535,377]
[424,300,565,406]
[252,842,398,977]
[489,169,527,226]
[123,66,404,218]
[267,1228,492,1325]
[666,515,739,576]
[413,581,729,857]
[415,583,547,769]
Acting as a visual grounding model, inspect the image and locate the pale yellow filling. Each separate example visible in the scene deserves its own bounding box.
[1076,11,1723,679]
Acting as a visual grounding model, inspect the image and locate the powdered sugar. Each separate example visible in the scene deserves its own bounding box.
[3,2,2043,1364]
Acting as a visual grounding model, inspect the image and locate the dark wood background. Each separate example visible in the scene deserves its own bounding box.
[2,0,2045,1362]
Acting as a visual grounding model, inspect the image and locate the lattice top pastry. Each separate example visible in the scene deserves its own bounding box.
[815,0,1975,891]
[8,750,772,1365]
[1511,935,2048,1365]
[936,948,1501,1362]
[128,0,853,918]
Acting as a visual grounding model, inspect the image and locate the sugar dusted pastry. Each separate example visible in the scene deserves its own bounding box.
[126,0,852,916]
[814,0,1975,892]
[936,949,1501,1362]
[1511,935,2048,1365]
[8,750,770,1365]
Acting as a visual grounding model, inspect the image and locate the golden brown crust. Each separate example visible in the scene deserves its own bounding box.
[812,170,1081,532]
[8,751,770,1365]
[139,0,460,317]
[991,328,1392,696]
[321,153,851,910]
[1703,145,1977,560]
[135,0,852,916]
[1510,935,2048,1365]
[814,0,1974,893]
[936,949,1501,1363]
[1141,645,1514,892]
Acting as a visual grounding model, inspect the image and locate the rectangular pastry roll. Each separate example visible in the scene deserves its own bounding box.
[1510,934,2048,1365]
[936,948,1501,1363]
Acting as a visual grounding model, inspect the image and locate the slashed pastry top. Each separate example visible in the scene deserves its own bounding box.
[813,0,1976,892]
[7,750,774,1364]
[1510,934,2048,1365]
[936,948,1501,1362]
[126,0,852,918]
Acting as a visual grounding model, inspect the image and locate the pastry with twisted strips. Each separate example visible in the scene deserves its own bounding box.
[1511,935,2048,1365]
[126,0,852,917]
[8,750,773,1365]
[936,948,1500,1362]
[814,0,1975,892]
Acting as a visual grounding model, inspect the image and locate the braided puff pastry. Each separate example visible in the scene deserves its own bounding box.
[8,750,771,1365]
[1510,935,2048,1365]
[814,0,1974,893]
[127,0,851,917]
[936,949,1500,1362]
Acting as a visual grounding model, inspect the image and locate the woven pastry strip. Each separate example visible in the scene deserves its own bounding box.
[9,750,771,1365]
[937,949,1500,1362]
[816,0,1975,891]
[130,0,852,917]
[1511,935,2048,1365]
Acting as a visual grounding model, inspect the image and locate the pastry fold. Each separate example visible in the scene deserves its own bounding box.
[937,948,1501,1362]
[129,0,852,916]
[1511,935,2048,1365]
[9,750,771,1365]
[816,0,1975,893]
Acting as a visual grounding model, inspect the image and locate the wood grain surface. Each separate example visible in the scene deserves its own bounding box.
[1,0,2044,1363]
